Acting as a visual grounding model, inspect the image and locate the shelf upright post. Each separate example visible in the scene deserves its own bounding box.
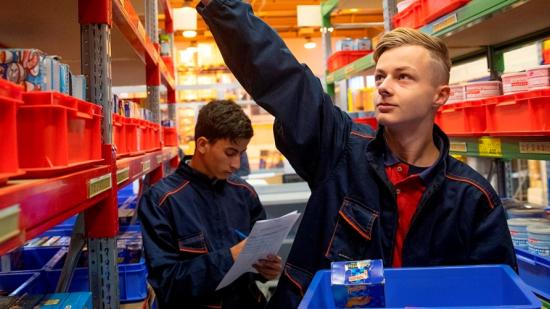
[78,0,120,308]
[146,0,161,125]
[382,0,397,32]
[322,4,335,97]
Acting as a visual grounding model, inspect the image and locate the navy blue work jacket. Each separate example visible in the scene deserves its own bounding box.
[138,161,267,308]
[198,1,517,308]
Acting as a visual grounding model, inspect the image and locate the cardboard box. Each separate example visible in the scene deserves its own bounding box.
[0,49,53,91]
[331,259,385,308]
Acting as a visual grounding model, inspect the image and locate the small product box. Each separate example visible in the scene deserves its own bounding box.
[0,49,54,91]
[465,81,502,100]
[354,38,372,51]
[448,84,465,103]
[331,259,385,308]
[502,72,528,94]
[336,38,355,51]
[527,64,550,90]
[71,74,87,100]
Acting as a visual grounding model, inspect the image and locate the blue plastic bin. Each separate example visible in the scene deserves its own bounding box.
[45,250,147,303]
[517,248,550,301]
[0,247,62,272]
[0,271,49,296]
[300,265,541,308]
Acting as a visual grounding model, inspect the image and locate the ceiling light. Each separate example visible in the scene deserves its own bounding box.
[183,30,197,38]
[304,37,316,49]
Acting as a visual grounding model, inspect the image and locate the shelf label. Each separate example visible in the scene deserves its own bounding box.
[142,160,151,173]
[116,167,130,185]
[519,142,550,154]
[88,173,112,199]
[344,65,355,76]
[0,204,20,243]
[156,154,164,164]
[433,13,458,33]
[478,137,502,158]
[450,142,468,153]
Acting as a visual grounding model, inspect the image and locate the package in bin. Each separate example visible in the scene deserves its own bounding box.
[0,49,53,91]
[40,292,92,309]
[71,74,86,100]
[354,38,372,51]
[331,259,385,308]
[59,63,70,94]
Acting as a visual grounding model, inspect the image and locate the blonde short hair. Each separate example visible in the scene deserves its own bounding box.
[374,27,451,85]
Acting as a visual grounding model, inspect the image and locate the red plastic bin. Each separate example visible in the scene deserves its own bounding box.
[437,100,486,136]
[126,118,146,156]
[392,0,423,29]
[485,93,531,135]
[142,121,161,152]
[521,88,550,134]
[327,51,370,73]
[353,117,378,130]
[17,92,103,176]
[0,79,25,185]
[420,0,470,25]
[163,127,177,146]
[140,120,151,152]
[113,114,129,157]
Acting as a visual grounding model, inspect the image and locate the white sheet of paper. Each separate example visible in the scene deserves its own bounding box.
[216,210,301,290]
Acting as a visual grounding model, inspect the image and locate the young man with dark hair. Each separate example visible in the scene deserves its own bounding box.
[197,1,517,308]
[138,100,282,308]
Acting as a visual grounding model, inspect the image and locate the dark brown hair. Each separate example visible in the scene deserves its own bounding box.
[195,100,253,143]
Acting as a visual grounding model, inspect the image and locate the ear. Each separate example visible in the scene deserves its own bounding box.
[195,137,210,155]
[433,85,450,108]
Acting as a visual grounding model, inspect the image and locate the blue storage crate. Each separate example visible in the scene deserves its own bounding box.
[516,248,550,301]
[118,184,138,209]
[0,271,49,296]
[300,265,541,308]
[0,247,62,272]
[45,250,147,303]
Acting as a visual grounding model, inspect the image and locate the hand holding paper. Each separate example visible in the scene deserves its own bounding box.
[216,211,301,290]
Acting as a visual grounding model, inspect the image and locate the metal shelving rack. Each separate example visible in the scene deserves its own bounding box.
[0,0,179,308]
[320,0,550,197]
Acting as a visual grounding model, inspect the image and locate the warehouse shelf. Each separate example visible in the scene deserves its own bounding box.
[116,147,179,189]
[0,165,110,256]
[112,0,175,90]
[449,136,550,160]
[0,1,179,306]
[326,0,550,84]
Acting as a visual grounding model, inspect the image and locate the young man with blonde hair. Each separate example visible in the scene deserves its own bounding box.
[198,1,516,308]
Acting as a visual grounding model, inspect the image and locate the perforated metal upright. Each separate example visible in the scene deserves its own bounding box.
[146,0,161,124]
[78,0,120,308]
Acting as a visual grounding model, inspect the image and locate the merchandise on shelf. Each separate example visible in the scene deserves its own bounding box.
[70,75,86,100]
[335,38,355,52]
[527,223,550,257]
[502,72,528,94]
[447,84,465,103]
[507,218,548,249]
[527,64,550,90]
[0,49,50,91]
[354,38,372,51]
[465,81,502,101]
